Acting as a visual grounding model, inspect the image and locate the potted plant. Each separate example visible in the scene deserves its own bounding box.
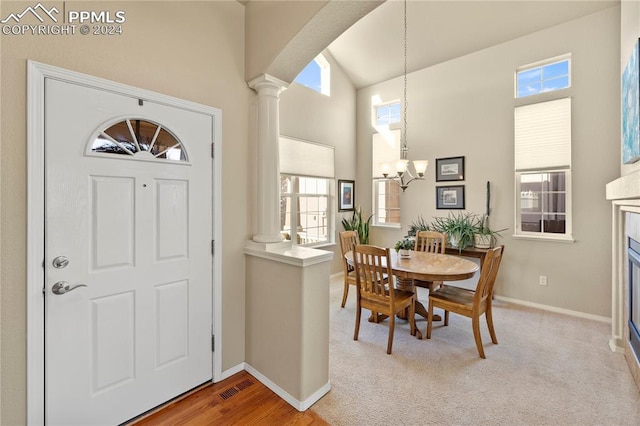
[407,215,430,237]
[342,206,373,244]
[430,212,479,251]
[394,238,414,257]
[474,214,506,249]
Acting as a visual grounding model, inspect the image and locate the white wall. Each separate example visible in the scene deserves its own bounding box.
[356,7,620,317]
[280,50,357,273]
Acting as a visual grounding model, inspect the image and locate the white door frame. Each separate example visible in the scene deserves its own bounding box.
[26,61,223,424]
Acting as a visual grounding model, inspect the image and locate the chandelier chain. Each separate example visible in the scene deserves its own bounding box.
[402,0,409,160]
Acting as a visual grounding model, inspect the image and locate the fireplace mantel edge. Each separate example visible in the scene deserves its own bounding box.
[607,171,640,201]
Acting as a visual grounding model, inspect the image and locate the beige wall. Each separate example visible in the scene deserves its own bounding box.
[357,7,620,317]
[0,1,249,423]
[245,254,330,401]
[280,50,357,274]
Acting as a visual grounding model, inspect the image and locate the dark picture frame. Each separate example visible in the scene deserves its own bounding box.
[338,180,355,212]
[436,185,465,210]
[435,156,465,182]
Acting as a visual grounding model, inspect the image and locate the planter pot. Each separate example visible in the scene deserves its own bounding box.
[474,234,493,249]
[399,249,411,258]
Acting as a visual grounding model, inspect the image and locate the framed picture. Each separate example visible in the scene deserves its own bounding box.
[436,185,465,209]
[623,39,640,164]
[338,180,355,212]
[435,156,465,181]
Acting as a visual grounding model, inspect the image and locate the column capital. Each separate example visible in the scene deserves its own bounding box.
[248,74,289,94]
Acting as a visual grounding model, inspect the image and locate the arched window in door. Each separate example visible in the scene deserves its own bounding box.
[89,118,188,162]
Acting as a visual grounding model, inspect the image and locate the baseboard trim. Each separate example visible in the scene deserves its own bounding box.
[219,362,246,382]
[244,364,331,411]
[494,295,611,323]
[610,337,625,354]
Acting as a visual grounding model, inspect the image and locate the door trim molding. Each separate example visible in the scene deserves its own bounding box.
[26,61,223,424]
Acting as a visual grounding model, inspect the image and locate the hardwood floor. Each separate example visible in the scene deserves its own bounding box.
[130,371,328,425]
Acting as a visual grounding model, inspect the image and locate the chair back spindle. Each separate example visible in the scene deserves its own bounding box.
[414,230,446,254]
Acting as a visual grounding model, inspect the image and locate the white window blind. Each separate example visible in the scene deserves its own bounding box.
[372,129,400,178]
[279,136,335,178]
[514,97,571,171]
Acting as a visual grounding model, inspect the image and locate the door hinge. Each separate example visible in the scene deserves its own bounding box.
[211,240,215,255]
[212,335,215,352]
[211,142,214,158]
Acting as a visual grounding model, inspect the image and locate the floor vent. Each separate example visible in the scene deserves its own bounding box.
[236,378,254,390]
[219,386,239,400]
[218,378,254,400]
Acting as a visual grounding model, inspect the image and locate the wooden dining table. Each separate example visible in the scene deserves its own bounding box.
[345,249,479,338]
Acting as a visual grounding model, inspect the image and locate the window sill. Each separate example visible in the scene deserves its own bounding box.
[372,223,401,229]
[512,233,575,243]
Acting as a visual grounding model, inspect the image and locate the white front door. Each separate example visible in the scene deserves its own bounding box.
[45,78,213,425]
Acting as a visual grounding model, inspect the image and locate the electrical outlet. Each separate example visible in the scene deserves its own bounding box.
[539,275,548,286]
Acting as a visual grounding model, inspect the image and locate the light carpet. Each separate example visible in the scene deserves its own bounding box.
[311,276,640,425]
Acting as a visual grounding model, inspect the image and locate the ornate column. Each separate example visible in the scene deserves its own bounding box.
[248,74,289,245]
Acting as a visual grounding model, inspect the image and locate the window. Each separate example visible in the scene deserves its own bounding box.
[375,102,401,127]
[90,118,187,162]
[517,171,569,234]
[280,176,332,246]
[516,56,570,98]
[294,54,330,96]
[372,130,401,226]
[374,180,401,224]
[514,97,572,240]
[279,136,335,246]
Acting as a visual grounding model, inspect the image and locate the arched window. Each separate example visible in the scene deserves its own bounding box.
[89,118,188,162]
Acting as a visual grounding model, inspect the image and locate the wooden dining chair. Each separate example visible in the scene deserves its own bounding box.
[413,231,447,293]
[339,231,360,308]
[426,245,504,358]
[353,245,416,354]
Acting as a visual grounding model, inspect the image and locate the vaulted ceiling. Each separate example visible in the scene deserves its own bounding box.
[327,0,620,89]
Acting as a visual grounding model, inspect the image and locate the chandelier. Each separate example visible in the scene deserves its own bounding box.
[381,0,428,192]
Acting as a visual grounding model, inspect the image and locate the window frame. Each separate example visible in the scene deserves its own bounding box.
[514,169,573,242]
[515,54,571,99]
[280,175,334,247]
[374,101,401,127]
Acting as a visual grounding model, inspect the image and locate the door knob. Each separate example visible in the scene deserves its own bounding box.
[51,281,87,295]
[52,256,69,269]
